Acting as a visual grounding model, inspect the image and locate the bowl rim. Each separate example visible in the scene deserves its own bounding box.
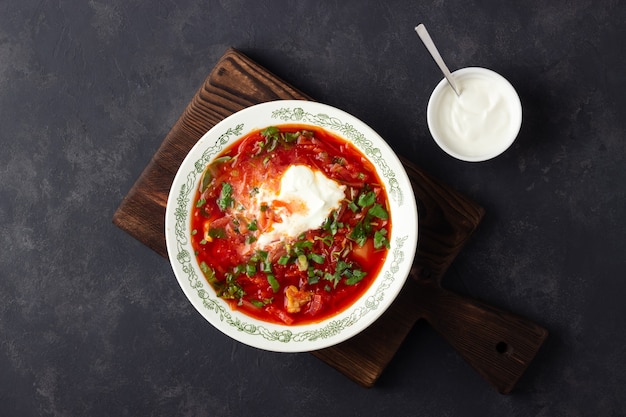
[427,66,523,162]
[164,100,418,352]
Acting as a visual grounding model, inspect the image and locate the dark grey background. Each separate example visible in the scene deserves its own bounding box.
[1,0,624,416]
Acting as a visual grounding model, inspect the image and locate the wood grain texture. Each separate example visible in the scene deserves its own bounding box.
[113,47,547,392]
[113,49,310,257]
[411,279,548,394]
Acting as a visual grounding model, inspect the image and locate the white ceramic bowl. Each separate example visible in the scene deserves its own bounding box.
[165,100,418,352]
[427,67,522,162]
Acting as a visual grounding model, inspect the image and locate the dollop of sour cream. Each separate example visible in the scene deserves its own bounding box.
[427,68,522,161]
[255,165,346,248]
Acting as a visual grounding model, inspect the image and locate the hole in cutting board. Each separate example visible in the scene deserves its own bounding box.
[496,341,509,354]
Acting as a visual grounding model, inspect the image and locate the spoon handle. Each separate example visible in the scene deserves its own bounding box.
[415,24,461,96]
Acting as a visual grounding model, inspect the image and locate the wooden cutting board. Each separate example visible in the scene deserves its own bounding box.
[113,48,547,394]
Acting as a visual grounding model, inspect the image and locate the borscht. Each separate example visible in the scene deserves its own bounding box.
[190,124,391,325]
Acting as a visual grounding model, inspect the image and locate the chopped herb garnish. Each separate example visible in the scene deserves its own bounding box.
[357,191,376,208]
[200,156,232,193]
[293,239,313,255]
[308,272,320,285]
[213,156,233,165]
[199,261,214,280]
[336,260,351,275]
[260,261,272,274]
[322,210,343,235]
[195,198,206,208]
[310,253,325,264]
[217,182,234,211]
[315,235,334,247]
[374,229,390,249]
[283,132,300,142]
[200,170,212,193]
[257,127,314,154]
[277,255,290,265]
[208,227,226,239]
[219,272,245,300]
[261,126,280,139]
[368,203,389,220]
[324,272,339,288]
[245,262,257,277]
[253,250,268,261]
[267,274,280,293]
[320,259,368,286]
[247,218,258,231]
[349,221,368,247]
[345,269,367,285]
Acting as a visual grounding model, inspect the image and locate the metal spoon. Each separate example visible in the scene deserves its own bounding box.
[415,24,460,96]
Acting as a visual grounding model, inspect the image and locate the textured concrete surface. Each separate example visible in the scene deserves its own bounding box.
[1,0,625,416]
